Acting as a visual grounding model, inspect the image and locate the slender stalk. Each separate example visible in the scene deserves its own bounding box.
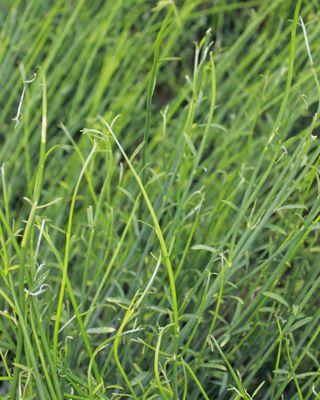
[53,143,97,357]
[102,118,180,398]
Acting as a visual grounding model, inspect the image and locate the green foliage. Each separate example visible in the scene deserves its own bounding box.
[0,1,320,399]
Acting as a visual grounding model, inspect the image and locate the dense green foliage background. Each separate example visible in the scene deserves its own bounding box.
[0,1,320,399]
